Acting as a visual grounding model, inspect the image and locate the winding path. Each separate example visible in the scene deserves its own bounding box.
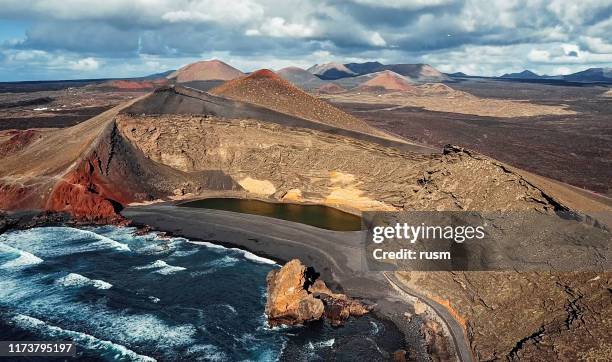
[383,272,474,362]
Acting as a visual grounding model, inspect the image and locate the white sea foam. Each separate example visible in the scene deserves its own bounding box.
[0,242,43,269]
[308,339,335,350]
[0,227,130,258]
[231,248,276,265]
[185,344,228,362]
[188,241,227,250]
[135,260,186,275]
[189,255,239,277]
[55,273,113,290]
[221,304,237,314]
[11,314,156,362]
[171,248,199,257]
[370,320,380,335]
[188,240,277,265]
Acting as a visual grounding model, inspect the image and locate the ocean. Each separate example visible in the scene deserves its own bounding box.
[0,226,402,361]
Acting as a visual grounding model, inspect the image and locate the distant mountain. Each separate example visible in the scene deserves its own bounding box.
[168,59,244,82]
[358,71,416,92]
[344,61,385,75]
[500,70,542,79]
[308,61,448,83]
[276,66,325,90]
[381,63,449,82]
[563,68,612,82]
[448,72,468,77]
[307,62,356,80]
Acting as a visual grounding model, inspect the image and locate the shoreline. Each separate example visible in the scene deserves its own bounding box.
[121,204,448,361]
[1,205,465,361]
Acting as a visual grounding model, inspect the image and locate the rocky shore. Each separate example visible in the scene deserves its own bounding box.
[266,259,370,327]
[121,204,451,361]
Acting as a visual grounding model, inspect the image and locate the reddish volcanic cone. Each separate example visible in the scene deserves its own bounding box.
[210,69,377,135]
[317,83,346,94]
[359,71,416,92]
[168,59,244,83]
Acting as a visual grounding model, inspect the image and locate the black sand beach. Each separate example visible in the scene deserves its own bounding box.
[122,204,470,361]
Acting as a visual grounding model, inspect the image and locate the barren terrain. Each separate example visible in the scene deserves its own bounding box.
[0,87,143,130]
[1,73,610,362]
[333,80,612,197]
[323,87,576,118]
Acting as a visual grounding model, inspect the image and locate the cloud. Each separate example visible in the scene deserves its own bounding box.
[580,36,612,54]
[248,17,316,38]
[0,0,610,80]
[160,0,264,24]
[69,57,100,71]
[368,32,387,47]
[528,49,551,62]
[349,0,457,10]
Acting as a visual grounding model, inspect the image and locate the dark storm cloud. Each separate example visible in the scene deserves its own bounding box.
[336,0,463,27]
[16,21,140,56]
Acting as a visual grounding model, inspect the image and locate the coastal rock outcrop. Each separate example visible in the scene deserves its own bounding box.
[265,259,370,327]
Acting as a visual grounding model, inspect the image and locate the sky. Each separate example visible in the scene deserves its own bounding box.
[0,0,611,81]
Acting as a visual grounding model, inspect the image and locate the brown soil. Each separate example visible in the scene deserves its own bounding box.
[317,83,346,94]
[100,79,168,90]
[0,129,42,157]
[335,92,611,197]
[398,271,612,361]
[210,69,390,138]
[168,59,244,83]
[0,87,142,130]
[324,88,575,118]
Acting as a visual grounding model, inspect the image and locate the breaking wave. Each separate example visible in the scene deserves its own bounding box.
[10,314,156,362]
[135,260,187,275]
[189,241,277,265]
[55,273,113,290]
[0,243,43,269]
[2,225,366,360]
[0,227,129,258]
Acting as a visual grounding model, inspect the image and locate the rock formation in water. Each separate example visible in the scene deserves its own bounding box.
[265,259,370,327]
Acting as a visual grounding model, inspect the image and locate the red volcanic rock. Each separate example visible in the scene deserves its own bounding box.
[45,141,136,223]
[0,130,41,158]
[248,69,277,79]
[0,183,33,210]
[359,71,416,92]
[317,83,346,94]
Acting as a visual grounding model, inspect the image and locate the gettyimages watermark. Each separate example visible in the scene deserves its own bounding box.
[362,211,611,272]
